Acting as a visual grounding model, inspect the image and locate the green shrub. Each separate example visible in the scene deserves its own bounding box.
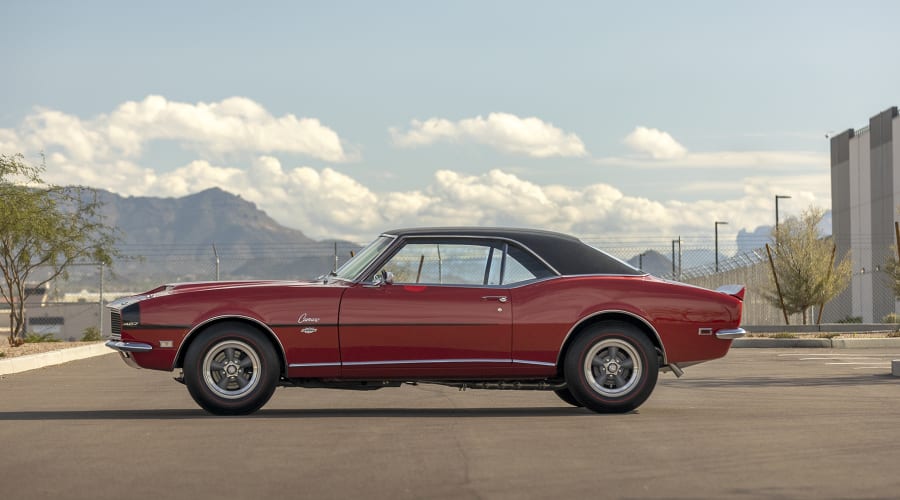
[883,313,900,324]
[24,332,61,343]
[81,327,102,342]
[816,333,840,339]
[836,316,863,324]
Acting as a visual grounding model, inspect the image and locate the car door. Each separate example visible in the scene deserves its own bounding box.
[338,238,513,377]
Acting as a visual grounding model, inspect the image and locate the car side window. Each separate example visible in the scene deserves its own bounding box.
[381,242,494,285]
[502,244,555,285]
[379,240,555,286]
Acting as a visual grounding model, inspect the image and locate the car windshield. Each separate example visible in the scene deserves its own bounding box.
[331,235,394,282]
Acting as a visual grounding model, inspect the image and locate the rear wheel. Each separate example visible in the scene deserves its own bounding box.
[553,387,583,407]
[184,322,280,415]
[563,321,658,413]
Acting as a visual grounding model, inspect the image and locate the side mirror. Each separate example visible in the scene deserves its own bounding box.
[372,270,394,287]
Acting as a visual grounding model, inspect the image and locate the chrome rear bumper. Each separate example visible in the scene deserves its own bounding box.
[715,328,747,340]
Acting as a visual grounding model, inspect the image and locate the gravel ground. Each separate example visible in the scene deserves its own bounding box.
[0,341,102,359]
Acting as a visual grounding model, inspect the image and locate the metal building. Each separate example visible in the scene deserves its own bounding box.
[829,106,900,323]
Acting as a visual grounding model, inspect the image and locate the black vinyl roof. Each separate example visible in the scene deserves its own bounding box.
[382,227,643,276]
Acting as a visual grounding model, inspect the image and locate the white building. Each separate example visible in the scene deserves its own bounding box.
[829,106,900,323]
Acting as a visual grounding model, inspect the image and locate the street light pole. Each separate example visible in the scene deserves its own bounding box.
[715,221,728,272]
[775,194,791,235]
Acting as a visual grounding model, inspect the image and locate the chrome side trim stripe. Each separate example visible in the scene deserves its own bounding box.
[512,359,556,367]
[343,358,510,366]
[288,358,557,368]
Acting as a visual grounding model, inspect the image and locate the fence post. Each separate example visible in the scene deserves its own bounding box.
[99,264,104,336]
[212,243,220,281]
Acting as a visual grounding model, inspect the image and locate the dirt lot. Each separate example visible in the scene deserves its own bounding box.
[0,341,100,358]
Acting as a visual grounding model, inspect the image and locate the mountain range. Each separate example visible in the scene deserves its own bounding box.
[67,187,360,291]
[64,187,832,291]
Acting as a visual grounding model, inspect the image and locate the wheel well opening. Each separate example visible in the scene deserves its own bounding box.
[557,312,665,376]
[175,318,287,376]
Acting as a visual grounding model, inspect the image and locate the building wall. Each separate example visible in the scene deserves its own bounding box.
[871,109,897,321]
[27,303,102,341]
[855,129,873,321]
[829,107,899,323]
[828,130,852,322]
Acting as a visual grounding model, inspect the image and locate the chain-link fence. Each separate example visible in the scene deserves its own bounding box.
[8,234,894,340]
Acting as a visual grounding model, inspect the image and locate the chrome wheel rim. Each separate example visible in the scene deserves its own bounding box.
[202,340,261,399]
[583,339,642,397]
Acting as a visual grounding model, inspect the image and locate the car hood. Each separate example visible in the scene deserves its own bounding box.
[153,279,324,295]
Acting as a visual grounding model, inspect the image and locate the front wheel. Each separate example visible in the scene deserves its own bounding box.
[563,322,658,413]
[183,322,280,415]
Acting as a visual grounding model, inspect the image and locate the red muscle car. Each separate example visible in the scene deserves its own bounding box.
[107,227,745,415]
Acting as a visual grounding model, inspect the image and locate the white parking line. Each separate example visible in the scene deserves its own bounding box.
[800,357,878,361]
[826,362,890,365]
[777,353,900,357]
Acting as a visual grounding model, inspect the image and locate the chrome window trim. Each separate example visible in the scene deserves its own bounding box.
[175,315,289,374]
[555,310,667,366]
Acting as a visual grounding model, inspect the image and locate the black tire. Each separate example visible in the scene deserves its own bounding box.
[563,321,658,413]
[183,322,280,415]
[553,387,583,407]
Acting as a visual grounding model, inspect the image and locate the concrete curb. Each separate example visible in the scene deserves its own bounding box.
[0,343,113,376]
[733,337,900,349]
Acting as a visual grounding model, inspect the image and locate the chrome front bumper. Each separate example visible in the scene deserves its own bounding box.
[106,341,153,369]
[715,328,747,340]
[106,340,153,353]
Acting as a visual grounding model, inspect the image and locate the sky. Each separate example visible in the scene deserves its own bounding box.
[2,1,898,245]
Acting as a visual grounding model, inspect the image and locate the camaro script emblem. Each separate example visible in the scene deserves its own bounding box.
[297,312,321,324]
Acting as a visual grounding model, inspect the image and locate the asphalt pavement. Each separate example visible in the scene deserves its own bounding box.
[2,349,899,499]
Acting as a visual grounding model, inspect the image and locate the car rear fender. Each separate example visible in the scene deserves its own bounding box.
[556,310,667,371]
[173,315,288,377]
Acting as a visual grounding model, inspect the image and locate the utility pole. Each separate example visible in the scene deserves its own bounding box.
[775,194,791,237]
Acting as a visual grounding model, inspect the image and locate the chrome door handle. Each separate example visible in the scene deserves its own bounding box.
[481,295,508,303]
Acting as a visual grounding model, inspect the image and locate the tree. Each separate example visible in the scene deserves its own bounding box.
[764,206,851,325]
[885,221,900,299]
[0,153,118,346]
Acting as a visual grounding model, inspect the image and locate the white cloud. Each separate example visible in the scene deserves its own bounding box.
[2,100,831,245]
[6,145,832,244]
[390,112,587,158]
[600,126,827,168]
[4,95,349,163]
[623,126,688,160]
